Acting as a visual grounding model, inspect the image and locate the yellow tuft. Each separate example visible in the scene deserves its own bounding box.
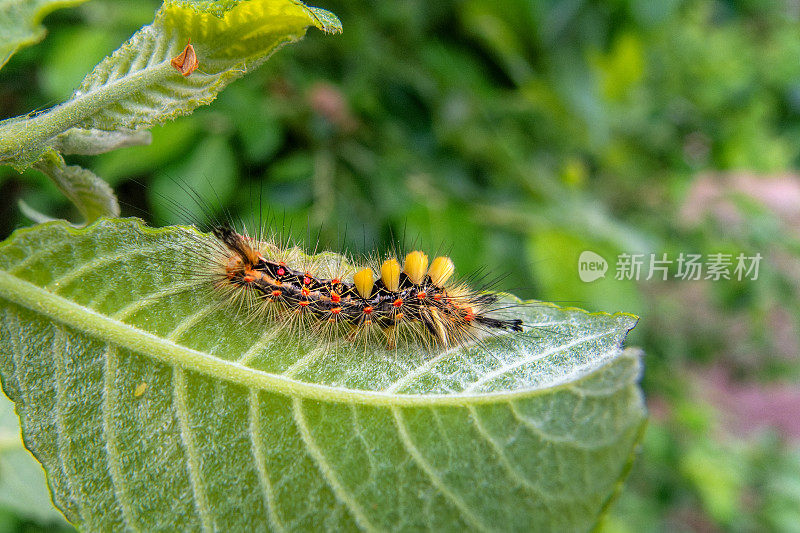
[381,259,401,291]
[353,268,374,299]
[428,256,455,287]
[404,251,429,285]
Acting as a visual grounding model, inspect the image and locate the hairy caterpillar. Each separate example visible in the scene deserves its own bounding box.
[144,179,533,352]
[171,217,527,351]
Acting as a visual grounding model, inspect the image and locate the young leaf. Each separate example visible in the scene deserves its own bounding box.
[0,0,89,70]
[32,150,120,223]
[52,128,153,156]
[0,0,342,168]
[0,219,645,531]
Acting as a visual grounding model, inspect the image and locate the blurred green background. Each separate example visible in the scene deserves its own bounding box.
[2,0,800,531]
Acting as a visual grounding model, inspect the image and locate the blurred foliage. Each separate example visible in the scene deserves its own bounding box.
[2,0,800,530]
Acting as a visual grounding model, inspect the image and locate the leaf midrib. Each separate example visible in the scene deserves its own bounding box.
[0,61,174,161]
[0,270,621,406]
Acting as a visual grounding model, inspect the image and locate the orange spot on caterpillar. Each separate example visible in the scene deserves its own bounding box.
[303,275,312,285]
[271,290,281,297]
[394,312,404,321]
[464,308,475,322]
[276,267,285,276]
[301,287,310,296]
[331,278,340,284]
[416,291,427,299]
[298,300,309,307]
[433,293,442,301]
[331,307,342,314]
[243,268,260,283]
[393,298,403,307]
[363,306,373,315]
[331,293,341,303]
[225,256,242,279]
[170,41,199,76]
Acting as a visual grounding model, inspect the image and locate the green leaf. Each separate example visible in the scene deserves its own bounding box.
[0,0,342,168]
[0,385,71,527]
[52,128,152,156]
[32,150,120,224]
[0,219,645,532]
[0,0,89,70]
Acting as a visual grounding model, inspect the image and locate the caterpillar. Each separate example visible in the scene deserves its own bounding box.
[179,221,526,351]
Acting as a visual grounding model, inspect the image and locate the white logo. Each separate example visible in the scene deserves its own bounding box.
[578,251,608,282]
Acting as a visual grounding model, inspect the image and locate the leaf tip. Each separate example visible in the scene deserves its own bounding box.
[303,5,343,34]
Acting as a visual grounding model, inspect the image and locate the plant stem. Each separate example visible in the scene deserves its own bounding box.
[0,61,173,167]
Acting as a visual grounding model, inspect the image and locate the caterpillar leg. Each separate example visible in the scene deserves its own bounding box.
[345,323,359,341]
[422,307,449,348]
[383,325,397,350]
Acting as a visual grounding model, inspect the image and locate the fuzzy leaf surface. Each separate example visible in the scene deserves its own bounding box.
[0,0,341,167]
[0,219,645,532]
[52,128,152,156]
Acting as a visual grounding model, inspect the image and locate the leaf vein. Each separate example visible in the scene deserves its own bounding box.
[247,390,285,532]
[292,398,378,532]
[102,345,141,531]
[281,345,325,378]
[172,368,214,532]
[165,300,221,342]
[508,401,616,450]
[391,407,490,533]
[45,244,168,291]
[463,329,618,392]
[111,280,202,321]
[235,328,282,365]
[52,326,92,527]
[466,405,566,502]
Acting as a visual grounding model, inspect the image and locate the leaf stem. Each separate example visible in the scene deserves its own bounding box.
[0,61,174,166]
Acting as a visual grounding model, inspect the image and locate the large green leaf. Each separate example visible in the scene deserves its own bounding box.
[0,0,89,70]
[0,0,342,167]
[0,219,645,531]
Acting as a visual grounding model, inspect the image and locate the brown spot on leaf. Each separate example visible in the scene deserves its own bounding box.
[134,382,148,397]
[171,41,199,76]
